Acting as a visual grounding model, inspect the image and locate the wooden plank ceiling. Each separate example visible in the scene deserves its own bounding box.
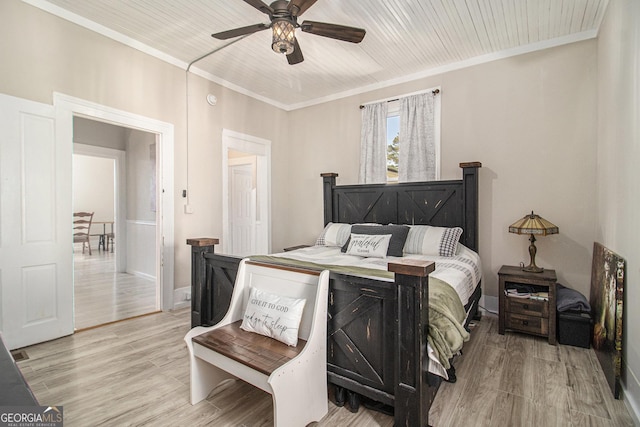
[29,0,609,110]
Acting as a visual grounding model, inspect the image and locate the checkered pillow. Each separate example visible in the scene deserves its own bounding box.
[315,222,352,247]
[403,225,463,257]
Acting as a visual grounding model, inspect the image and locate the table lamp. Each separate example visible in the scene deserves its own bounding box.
[508,211,558,273]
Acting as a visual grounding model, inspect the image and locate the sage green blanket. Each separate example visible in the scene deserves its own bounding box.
[427,276,470,369]
[249,255,469,369]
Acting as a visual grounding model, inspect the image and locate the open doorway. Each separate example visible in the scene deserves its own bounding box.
[72,117,159,330]
[222,129,271,256]
[55,93,175,324]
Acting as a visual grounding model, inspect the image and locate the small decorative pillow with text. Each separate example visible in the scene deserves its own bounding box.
[344,233,392,258]
[341,224,410,257]
[403,225,463,257]
[240,287,307,347]
[315,222,352,247]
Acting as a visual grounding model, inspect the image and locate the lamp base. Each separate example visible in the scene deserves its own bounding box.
[523,234,544,273]
[522,265,544,273]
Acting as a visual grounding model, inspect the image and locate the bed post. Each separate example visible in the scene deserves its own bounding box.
[186,238,219,328]
[321,173,338,226]
[388,260,436,427]
[460,162,482,253]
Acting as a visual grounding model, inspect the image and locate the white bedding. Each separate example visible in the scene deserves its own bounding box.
[270,243,481,306]
[267,243,483,380]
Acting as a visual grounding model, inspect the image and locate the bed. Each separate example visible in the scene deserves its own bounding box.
[187,161,482,426]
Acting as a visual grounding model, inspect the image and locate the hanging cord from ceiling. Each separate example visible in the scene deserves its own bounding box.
[183,36,250,205]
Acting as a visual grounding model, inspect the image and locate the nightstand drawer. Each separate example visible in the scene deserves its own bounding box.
[506,313,549,336]
[499,265,557,345]
[505,297,549,318]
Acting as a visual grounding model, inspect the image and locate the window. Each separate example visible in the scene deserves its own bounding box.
[360,89,441,184]
[386,101,400,181]
[385,93,440,183]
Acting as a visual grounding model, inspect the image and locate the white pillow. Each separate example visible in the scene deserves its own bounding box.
[315,222,352,247]
[240,287,307,347]
[344,233,392,258]
[403,225,463,257]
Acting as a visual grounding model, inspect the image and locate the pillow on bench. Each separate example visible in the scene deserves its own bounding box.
[240,287,307,347]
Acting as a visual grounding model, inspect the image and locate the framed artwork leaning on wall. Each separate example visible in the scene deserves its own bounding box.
[590,242,625,399]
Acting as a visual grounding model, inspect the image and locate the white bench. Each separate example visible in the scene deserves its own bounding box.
[184,259,330,426]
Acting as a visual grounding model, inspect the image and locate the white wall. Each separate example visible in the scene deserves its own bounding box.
[72,154,115,247]
[74,117,127,151]
[126,220,156,280]
[125,130,156,222]
[596,0,640,420]
[72,154,114,221]
[125,129,157,278]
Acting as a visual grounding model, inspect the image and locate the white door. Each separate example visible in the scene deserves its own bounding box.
[229,164,256,256]
[0,94,73,350]
[222,129,271,255]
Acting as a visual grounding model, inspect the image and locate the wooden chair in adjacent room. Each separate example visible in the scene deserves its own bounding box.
[105,224,115,253]
[73,212,94,255]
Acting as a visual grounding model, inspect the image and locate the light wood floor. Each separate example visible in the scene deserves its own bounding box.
[17,310,633,426]
[74,244,157,330]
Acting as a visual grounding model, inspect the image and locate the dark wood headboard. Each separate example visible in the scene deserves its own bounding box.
[321,162,482,252]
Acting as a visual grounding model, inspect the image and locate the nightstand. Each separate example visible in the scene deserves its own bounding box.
[498,265,557,345]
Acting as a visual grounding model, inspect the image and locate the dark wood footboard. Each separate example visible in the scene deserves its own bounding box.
[188,239,438,426]
[187,238,240,328]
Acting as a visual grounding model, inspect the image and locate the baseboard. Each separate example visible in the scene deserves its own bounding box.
[623,366,640,425]
[173,286,191,310]
[479,295,499,315]
[125,269,155,281]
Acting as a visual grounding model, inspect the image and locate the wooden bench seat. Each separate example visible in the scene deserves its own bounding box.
[192,320,306,376]
[185,260,330,427]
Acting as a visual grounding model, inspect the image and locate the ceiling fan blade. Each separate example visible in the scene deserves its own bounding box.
[212,23,269,40]
[243,0,273,15]
[287,38,304,65]
[300,21,366,43]
[288,0,318,17]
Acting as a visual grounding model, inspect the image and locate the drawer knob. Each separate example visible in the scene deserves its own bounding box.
[523,304,529,310]
[523,320,529,326]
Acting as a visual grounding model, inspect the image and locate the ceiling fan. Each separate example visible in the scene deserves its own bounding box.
[211,0,366,65]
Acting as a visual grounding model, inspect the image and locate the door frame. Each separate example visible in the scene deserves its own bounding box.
[55,93,175,311]
[222,129,271,255]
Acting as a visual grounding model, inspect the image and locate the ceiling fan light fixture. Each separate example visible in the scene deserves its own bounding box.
[271,19,295,55]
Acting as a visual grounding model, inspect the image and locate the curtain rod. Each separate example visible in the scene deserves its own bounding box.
[359,88,440,109]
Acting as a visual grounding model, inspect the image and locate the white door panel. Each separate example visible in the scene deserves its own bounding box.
[222,130,271,255]
[0,94,73,349]
[230,165,256,256]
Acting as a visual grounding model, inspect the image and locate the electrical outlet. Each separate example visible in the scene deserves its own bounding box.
[185,290,191,301]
